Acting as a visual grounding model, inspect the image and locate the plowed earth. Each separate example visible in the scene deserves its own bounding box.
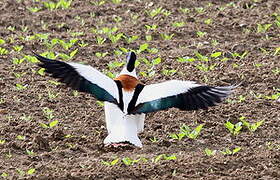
[0,0,279,179]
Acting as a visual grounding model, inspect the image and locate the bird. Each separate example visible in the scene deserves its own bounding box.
[34,51,236,148]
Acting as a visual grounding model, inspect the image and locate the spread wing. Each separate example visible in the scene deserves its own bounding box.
[129,80,235,114]
[34,53,119,104]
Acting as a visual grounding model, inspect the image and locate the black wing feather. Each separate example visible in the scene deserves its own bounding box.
[129,85,235,114]
[34,53,118,104]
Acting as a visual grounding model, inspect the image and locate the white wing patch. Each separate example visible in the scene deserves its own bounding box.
[68,62,119,101]
[136,80,199,105]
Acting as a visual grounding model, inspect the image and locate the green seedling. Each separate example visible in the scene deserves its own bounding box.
[195,52,208,61]
[152,57,162,65]
[27,7,41,13]
[257,23,272,33]
[108,61,124,70]
[0,39,5,45]
[72,90,79,97]
[224,121,242,135]
[145,24,158,32]
[108,33,123,44]
[147,7,162,18]
[90,0,106,6]
[230,51,249,59]
[96,101,104,107]
[43,0,72,10]
[239,116,264,132]
[179,8,190,14]
[14,67,25,76]
[170,124,204,140]
[264,91,280,100]
[204,18,212,25]
[112,0,122,4]
[124,35,139,44]
[21,25,28,32]
[40,120,59,128]
[43,1,57,10]
[274,47,280,56]
[152,154,177,163]
[0,98,5,104]
[101,158,119,166]
[27,168,36,175]
[113,16,122,23]
[48,90,59,99]
[266,142,280,150]
[20,26,29,33]
[105,71,116,79]
[102,27,118,34]
[196,63,216,72]
[37,68,45,76]
[20,114,32,121]
[196,31,207,38]
[7,26,15,31]
[211,39,219,46]
[253,63,263,67]
[195,7,205,13]
[12,57,25,65]
[78,41,88,47]
[119,47,129,53]
[95,52,108,58]
[210,52,222,58]
[221,147,241,155]
[172,21,185,27]
[272,67,280,75]
[13,45,23,52]
[138,43,149,53]
[275,16,280,27]
[26,149,35,156]
[96,36,106,45]
[25,55,39,63]
[17,169,25,177]
[59,49,78,60]
[0,47,9,55]
[149,137,158,143]
[42,107,54,120]
[114,50,123,56]
[238,95,246,102]
[160,33,174,40]
[1,172,8,177]
[145,35,153,41]
[161,68,177,76]
[15,83,27,90]
[16,135,25,140]
[5,151,12,158]
[204,148,217,156]
[44,38,60,48]
[70,31,84,37]
[162,9,171,16]
[0,139,6,144]
[48,80,61,86]
[35,33,50,41]
[177,56,196,62]
[122,157,141,166]
[148,47,159,54]
[59,39,78,50]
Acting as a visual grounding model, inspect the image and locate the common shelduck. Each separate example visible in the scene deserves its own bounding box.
[34,52,236,148]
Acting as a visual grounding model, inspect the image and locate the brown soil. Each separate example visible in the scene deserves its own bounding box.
[0,0,280,179]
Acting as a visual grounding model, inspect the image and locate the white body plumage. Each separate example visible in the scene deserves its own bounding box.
[104,102,145,147]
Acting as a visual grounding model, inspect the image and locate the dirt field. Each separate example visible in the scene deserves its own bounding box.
[0,0,279,179]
